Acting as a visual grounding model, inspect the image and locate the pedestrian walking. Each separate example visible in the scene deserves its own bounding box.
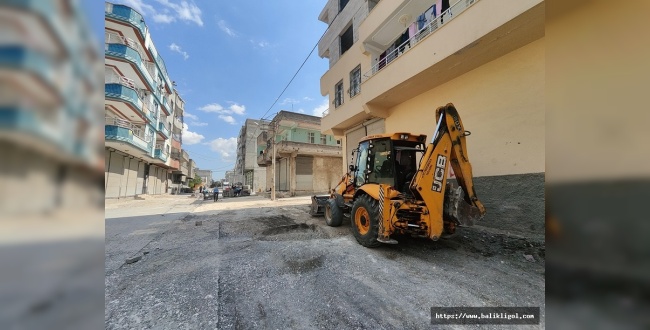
[213,187,219,202]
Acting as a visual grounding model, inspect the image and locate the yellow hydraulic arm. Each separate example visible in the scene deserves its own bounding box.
[409,103,486,238]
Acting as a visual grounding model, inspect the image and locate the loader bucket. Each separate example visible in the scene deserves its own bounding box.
[310,195,329,216]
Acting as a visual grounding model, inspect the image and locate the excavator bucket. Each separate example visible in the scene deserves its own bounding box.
[310,195,329,216]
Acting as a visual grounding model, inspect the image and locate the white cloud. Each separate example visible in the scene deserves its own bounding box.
[303,96,314,101]
[118,0,154,15]
[311,98,329,117]
[296,109,305,114]
[219,115,236,125]
[190,121,208,127]
[198,102,246,115]
[153,13,175,23]
[155,0,203,26]
[218,20,237,37]
[182,123,205,145]
[205,137,238,160]
[249,39,272,49]
[117,0,203,26]
[228,103,246,115]
[280,97,300,105]
[169,43,189,60]
[184,112,198,120]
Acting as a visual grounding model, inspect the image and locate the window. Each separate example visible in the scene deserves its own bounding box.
[349,65,361,97]
[334,80,344,108]
[309,132,315,144]
[320,134,327,144]
[339,0,349,12]
[340,24,353,55]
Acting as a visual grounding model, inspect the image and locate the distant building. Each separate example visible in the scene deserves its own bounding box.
[104,2,182,198]
[224,170,235,184]
[195,169,212,186]
[234,119,267,194]
[169,89,187,193]
[258,111,342,196]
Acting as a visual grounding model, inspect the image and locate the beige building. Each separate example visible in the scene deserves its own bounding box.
[257,111,343,196]
[318,0,544,236]
[234,119,267,194]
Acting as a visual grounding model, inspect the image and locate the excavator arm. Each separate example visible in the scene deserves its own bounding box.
[410,103,485,235]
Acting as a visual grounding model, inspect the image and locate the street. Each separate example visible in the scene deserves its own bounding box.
[105,194,545,329]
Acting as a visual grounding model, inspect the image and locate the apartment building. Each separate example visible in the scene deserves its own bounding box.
[169,89,187,193]
[318,0,545,235]
[104,2,182,198]
[234,119,267,194]
[258,111,342,196]
[0,1,104,213]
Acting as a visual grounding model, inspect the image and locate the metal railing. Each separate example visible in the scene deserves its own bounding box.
[362,0,478,82]
[105,117,149,142]
[105,33,147,62]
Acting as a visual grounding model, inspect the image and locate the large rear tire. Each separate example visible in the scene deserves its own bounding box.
[350,194,381,248]
[325,199,343,227]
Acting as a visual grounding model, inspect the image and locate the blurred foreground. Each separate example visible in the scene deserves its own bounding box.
[0,0,104,329]
[546,0,650,328]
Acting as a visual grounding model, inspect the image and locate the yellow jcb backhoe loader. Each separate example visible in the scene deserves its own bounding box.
[311,103,486,247]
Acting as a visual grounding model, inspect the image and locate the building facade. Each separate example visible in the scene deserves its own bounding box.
[258,111,343,196]
[318,0,545,235]
[104,2,182,198]
[169,89,187,193]
[234,119,267,194]
[195,169,212,186]
[0,1,104,213]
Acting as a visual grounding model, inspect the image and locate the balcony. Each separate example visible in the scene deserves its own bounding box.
[104,82,148,119]
[0,107,62,149]
[358,0,543,109]
[257,152,270,167]
[105,117,151,154]
[154,144,168,162]
[104,2,148,40]
[0,46,59,102]
[157,121,170,138]
[181,149,190,161]
[105,33,156,92]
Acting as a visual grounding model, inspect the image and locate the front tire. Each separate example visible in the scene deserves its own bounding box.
[325,198,343,227]
[350,194,381,247]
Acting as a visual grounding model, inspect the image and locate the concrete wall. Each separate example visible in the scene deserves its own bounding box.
[384,38,544,177]
[312,156,344,193]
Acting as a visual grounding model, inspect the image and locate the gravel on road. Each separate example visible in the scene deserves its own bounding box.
[105,195,545,329]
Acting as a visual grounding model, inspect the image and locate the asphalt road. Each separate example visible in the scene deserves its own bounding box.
[105,194,545,329]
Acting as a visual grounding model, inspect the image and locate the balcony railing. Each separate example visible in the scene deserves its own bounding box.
[362,0,479,82]
[105,2,148,39]
[105,83,144,113]
[105,117,151,153]
[154,144,169,162]
[157,122,170,138]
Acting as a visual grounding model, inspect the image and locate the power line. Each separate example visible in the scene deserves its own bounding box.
[247,7,345,143]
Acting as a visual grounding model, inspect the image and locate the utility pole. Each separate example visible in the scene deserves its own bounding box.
[271,119,277,201]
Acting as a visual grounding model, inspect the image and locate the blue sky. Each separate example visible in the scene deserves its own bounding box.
[87,0,329,180]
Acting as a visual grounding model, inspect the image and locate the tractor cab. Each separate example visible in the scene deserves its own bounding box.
[351,133,427,193]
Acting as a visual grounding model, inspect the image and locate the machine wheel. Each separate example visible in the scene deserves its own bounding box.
[325,199,343,227]
[350,194,381,248]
